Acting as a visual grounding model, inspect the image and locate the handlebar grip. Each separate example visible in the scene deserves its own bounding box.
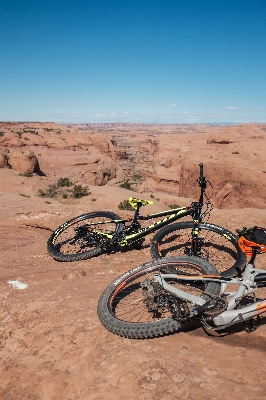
[199,163,203,177]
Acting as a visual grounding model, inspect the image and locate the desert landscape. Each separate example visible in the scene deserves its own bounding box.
[1,121,266,399]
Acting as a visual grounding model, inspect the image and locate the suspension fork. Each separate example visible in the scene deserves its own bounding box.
[191,202,203,254]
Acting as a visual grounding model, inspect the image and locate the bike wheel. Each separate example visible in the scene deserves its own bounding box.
[47,211,122,262]
[97,256,220,339]
[150,221,246,277]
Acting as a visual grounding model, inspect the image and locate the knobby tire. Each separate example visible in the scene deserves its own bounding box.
[47,211,122,262]
[150,221,246,277]
[97,256,221,339]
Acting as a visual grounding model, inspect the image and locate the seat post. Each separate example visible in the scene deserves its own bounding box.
[132,204,141,224]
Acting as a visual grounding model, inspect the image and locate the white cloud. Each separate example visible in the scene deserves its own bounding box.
[226,106,246,110]
[169,102,177,108]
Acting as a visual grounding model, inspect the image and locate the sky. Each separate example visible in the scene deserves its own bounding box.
[1,0,266,124]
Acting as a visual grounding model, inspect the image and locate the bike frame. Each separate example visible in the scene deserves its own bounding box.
[86,162,207,248]
[153,251,266,329]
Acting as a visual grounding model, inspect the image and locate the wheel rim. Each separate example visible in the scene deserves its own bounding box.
[108,262,208,324]
[52,215,119,256]
[156,226,239,274]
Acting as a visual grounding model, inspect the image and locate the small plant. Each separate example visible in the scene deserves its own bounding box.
[46,185,57,198]
[19,172,33,177]
[119,180,133,190]
[232,151,240,154]
[118,199,135,211]
[45,201,51,204]
[169,204,180,209]
[0,132,4,137]
[132,173,142,181]
[38,189,45,197]
[72,185,89,198]
[23,129,38,135]
[20,193,30,198]
[91,198,97,202]
[58,177,73,187]
[150,194,154,199]
[37,185,57,198]
[62,193,68,199]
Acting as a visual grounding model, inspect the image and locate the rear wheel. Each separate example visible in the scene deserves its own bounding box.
[150,221,246,277]
[97,256,221,339]
[47,211,122,262]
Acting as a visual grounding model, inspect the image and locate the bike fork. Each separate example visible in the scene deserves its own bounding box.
[188,202,203,256]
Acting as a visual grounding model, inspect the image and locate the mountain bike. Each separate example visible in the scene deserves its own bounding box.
[97,226,266,339]
[47,163,245,276]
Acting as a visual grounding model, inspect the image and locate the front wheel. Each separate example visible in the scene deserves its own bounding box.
[97,256,221,339]
[150,221,246,277]
[47,211,122,262]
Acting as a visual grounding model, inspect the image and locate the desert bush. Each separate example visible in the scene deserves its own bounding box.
[132,173,142,181]
[62,193,68,199]
[119,180,133,190]
[118,199,135,211]
[232,151,240,154]
[37,189,45,197]
[46,185,57,197]
[37,185,57,198]
[169,204,180,209]
[23,129,38,135]
[58,177,73,187]
[72,185,89,198]
[150,194,154,199]
[0,132,4,137]
[19,172,33,177]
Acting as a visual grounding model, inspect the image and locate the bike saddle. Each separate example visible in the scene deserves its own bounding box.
[128,197,153,209]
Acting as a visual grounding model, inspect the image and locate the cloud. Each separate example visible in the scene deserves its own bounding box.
[169,102,177,108]
[226,106,247,110]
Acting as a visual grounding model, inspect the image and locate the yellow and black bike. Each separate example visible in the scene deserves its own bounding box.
[47,164,245,277]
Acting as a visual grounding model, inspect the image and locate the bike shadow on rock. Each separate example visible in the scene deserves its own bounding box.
[186,316,266,352]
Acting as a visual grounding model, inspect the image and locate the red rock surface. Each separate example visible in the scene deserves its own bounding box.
[0,122,266,399]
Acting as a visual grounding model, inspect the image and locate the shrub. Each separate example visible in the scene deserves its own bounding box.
[23,129,38,135]
[37,185,57,198]
[62,193,68,199]
[19,172,33,177]
[232,151,240,154]
[119,180,132,190]
[169,203,180,209]
[58,177,73,187]
[118,199,135,211]
[37,189,45,197]
[0,132,4,137]
[150,194,154,199]
[46,185,57,197]
[132,173,142,181]
[72,185,89,198]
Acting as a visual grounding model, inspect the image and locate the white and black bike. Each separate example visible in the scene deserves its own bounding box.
[97,226,266,339]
